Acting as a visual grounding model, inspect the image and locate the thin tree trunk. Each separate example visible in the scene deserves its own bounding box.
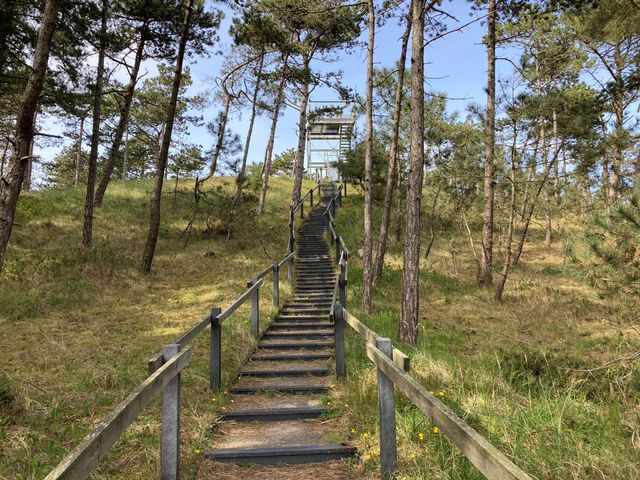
[210,91,232,176]
[22,137,33,191]
[513,141,563,267]
[609,43,624,203]
[478,0,496,287]
[542,125,552,246]
[258,55,288,215]
[81,0,107,248]
[121,128,128,179]
[520,132,539,218]
[372,11,411,286]
[553,109,560,204]
[94,28,147,206]
[75,115,85,187]
[0,0,60,272]
[140,0,194,272]
[495,123,519,302]
[398,0,425,346]
[361,0,375,312]
[291,56,311,207]
[234,51,264,205]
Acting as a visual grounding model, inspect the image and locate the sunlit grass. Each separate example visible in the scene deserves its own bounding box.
[0,175,310,479]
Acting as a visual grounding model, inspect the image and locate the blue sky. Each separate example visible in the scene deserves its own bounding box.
[37,0,510,184]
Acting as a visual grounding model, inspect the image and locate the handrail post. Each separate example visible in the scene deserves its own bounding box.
[300,198,304,218]
[249,278,259,338]
[272,263,279,306]
[210,308,222,392]
[332,198,336,217]
[344,181,347,197]
[376,337,397,479]
[287,253,293,283]
[161,344,181,480]
[334,304,346,379]
[339,271,346,309]
[289,209,295,254]
[310,188,314,207]
[335,234,341,264]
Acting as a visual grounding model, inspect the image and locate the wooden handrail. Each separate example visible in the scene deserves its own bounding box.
[46,347,193,480]
[343,308,409,372]
[366,343,533,480]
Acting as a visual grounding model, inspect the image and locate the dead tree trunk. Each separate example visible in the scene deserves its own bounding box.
[234,51,264,205]
[478,0,496,287]
[258,55,288,215]
[94,27,147,206]
[210,91,232,176]
[140,0,194,272]
[398,0,425,346]
[0,0,60,272]
[81,0,107,248]
[372,11,411,286]
[361,0,376,312]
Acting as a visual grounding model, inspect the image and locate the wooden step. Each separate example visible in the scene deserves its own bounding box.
[205,444,356,465]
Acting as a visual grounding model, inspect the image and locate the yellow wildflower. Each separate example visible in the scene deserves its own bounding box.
[344,403,349,408]
[351,428,356,434]
[410,453,416,459]
[194,449,202,454]
[372,449,380,456]
[438,391,445,397]
[418,432,424,441]
[433,426,440,434]
[363,433,369,438]
[364,454,371,461]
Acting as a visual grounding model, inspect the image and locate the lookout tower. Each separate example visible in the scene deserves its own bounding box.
[306,101,355,180]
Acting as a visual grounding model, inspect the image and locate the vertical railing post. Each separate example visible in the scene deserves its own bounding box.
[272,262,279,306]
[287,253,293,283]
[332,197,336,216]
[300,198,304,218]
[335,234,341,264]
[249,278,259,338]
[376,337,397,480]
[344,181,347,197]
[334,304,346,379]
[310,188,314,207]
[339,271,346,309]
[210,307,222,392]
[289,209,295,254]
[161,344,181,480]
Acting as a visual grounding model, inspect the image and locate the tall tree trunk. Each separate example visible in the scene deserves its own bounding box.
[140,0,194,272]
[372,10,411,286]
[234,51,264,205]
[75,115,85,187]
[121,128,129,179]
[258,55,288,215]
[398,0,425,346]
[609,43,624,203]
[495,123,519,303]
[553,109,560,204]
[210,91,232,176]
[0,0,60,272]
[291,56,311,207]
[361,0,376,312]
[81,0,108,248]
[94,28,147,206]
[542,125,552,246]
[478,0,496,287]
[22,137,33,191]
[520,133,539,218]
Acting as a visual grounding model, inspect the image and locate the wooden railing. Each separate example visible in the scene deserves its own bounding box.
[44,183,324,480]
[328,185,532,480]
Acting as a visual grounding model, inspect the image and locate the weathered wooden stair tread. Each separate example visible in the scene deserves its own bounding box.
[257,341,334,349]
[204,445,356,465]
[250,351,333,361]
[219,406,330,422]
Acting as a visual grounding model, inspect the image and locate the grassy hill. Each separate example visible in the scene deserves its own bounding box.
[0,176,308,479]
[332,190,640,479]
[0,177,638,479]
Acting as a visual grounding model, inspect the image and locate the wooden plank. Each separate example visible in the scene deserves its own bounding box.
[343,310,409,372]
[148,314,210,373]
[255,264,273,280]
[45,347,192,480]
[366,345,533,480]
[217,278,263,323]
[278,251,294,268]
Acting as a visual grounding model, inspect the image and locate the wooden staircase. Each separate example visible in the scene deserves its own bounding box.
[203,186,355,469]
